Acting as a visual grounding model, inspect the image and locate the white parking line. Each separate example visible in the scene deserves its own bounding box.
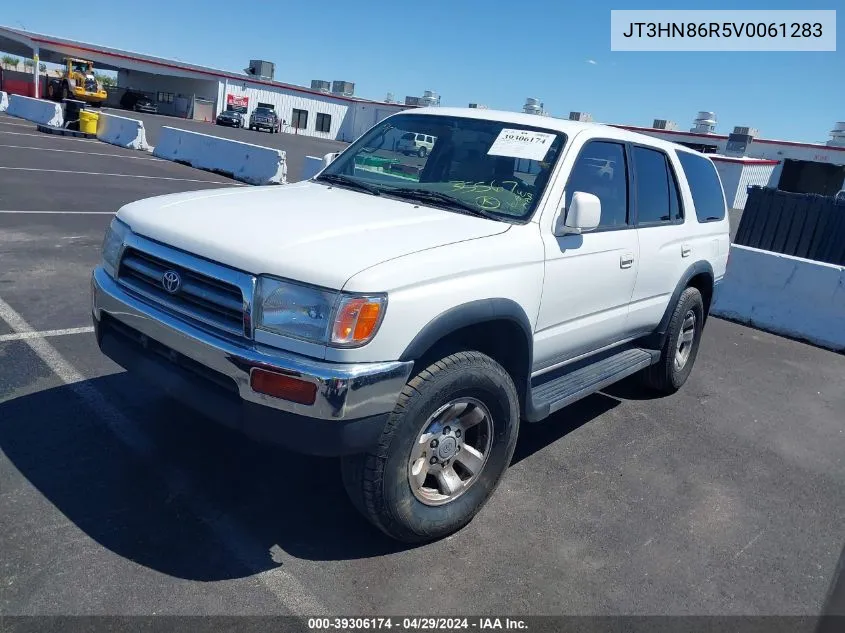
[0,210,115,215]
[0,144,163,161]
[0,120,33,128]
[0,166,239,185]
[0,295,327,615]
[0,326,94,342]
[0,129,100,142]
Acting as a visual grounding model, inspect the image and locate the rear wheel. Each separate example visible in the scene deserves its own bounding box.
[60,83,69,101]
[641,286,705,394]
[418,146,427,158]
[341,351,520,543]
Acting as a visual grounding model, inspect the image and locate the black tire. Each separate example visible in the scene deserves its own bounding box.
[341,351,520,543]
[418,146,427,158]
[641,286,705,394]
[60,83,69,101]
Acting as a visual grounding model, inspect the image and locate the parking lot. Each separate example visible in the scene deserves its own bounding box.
[101,107,349,183]
[0,110,843,617]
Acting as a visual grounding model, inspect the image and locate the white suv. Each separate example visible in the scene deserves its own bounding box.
[92,107,730,543]
[397,132,436,157]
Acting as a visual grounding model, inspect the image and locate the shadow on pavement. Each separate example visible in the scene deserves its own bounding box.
[0,371,615,581]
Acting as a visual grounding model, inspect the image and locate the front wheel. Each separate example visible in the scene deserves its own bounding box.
[341,351,520,543]
[641,286,705,394]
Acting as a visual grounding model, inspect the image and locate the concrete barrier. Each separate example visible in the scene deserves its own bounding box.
[712,245,845,351]
[96,112,150,151]
[301,155,324,181]
[0,91,8,112]
[6,94,63,127]
[152,126,287,185]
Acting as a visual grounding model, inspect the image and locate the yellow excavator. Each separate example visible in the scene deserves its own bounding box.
[45,58,108,106]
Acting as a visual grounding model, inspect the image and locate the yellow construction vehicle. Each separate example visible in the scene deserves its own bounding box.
[45,58,107,106]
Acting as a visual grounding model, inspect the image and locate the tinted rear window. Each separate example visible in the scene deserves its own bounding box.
[676,151,727,222]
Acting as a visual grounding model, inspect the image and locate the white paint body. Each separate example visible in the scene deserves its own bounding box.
[6,94,63,127]
[0,91,9,112]
[96,111,150,151]
[712,245,845,351]
[116,108,730,367]
[152,126,287,185]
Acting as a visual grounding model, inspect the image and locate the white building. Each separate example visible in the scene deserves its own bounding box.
[611,113,845,206]
[0,25,411,142]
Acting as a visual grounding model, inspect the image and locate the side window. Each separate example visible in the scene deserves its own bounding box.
[676,151,727,222]
[633,146,672,225]
[565,141,628,229]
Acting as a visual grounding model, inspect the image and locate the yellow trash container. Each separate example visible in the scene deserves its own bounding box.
[79,109,99,135]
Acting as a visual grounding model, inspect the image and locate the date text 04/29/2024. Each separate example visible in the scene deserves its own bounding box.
[307,617,528,630]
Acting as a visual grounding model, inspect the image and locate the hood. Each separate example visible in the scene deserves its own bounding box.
[117,181,510,290]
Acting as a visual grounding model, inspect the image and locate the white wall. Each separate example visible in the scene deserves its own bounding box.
[713,160,777,209]
[733,163,777,208]
[217,78,406,142]
[621,126,845,166]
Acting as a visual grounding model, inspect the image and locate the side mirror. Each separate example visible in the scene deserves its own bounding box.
[323,152,340,167]
[556,191,601,235]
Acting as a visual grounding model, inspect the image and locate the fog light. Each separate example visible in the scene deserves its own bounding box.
[250,368,317,405]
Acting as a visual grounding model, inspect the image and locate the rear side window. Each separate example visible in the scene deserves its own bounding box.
[632,146,684,225]
[677,151,727,222]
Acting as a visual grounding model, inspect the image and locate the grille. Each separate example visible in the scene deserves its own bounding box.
[117,248,246,337]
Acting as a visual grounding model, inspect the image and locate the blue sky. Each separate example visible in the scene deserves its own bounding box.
[2,0,841,142]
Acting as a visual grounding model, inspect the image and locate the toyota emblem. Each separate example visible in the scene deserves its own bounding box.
[161,270,182,294]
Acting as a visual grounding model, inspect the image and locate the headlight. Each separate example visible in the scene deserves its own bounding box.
[255,276,387,347]
[101,218,129,277]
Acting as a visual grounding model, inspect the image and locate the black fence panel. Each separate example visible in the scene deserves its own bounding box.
[734,187,845,266]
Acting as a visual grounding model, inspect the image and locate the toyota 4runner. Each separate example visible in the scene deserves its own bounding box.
[92,107,730,543]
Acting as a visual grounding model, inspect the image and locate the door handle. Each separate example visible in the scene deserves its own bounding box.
[681,244,691,257]
[620,252,634,269]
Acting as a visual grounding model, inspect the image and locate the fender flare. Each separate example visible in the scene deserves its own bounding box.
[399,298,533,365]
[399,299,534,415]
[650,260,714,347]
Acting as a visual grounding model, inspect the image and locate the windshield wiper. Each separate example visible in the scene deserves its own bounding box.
[383,188,497,219]
[315,173,381,196]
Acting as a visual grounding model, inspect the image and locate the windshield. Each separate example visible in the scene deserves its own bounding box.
[254,108,274,115]
[319,113,567,221]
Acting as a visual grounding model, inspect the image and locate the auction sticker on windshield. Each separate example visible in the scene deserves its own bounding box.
[488,128,555,160]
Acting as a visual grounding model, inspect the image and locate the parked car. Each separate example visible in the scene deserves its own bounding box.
[120,91,158,114]
[216,110,245,128]
[397,132,436,157]
[249,106,280,133]
[91,107,730,544]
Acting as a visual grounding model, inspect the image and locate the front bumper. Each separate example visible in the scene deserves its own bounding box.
[91,266,413,455]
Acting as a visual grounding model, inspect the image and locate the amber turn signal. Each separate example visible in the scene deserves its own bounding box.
[331,296,386,346]
[250,368,317,405]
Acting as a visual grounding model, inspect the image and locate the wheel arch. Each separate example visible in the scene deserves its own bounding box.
[399,299,534,417]
[648,260,714,349]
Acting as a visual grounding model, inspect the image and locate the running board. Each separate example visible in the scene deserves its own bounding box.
[527,348,659,422]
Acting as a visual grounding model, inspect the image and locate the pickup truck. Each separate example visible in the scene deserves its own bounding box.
[92,107,730,543]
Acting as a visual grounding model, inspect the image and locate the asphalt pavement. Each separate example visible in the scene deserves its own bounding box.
[0,112,843,619]
[100,107,348,183]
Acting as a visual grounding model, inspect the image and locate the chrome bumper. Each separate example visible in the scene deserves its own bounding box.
[92,266,413,421]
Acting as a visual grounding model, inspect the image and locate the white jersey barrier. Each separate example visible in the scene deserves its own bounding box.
[96,112,151,151]
[6,94,63,127]
[152,126,287,185]
[0,91,8,112]
[711,245,845,351]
